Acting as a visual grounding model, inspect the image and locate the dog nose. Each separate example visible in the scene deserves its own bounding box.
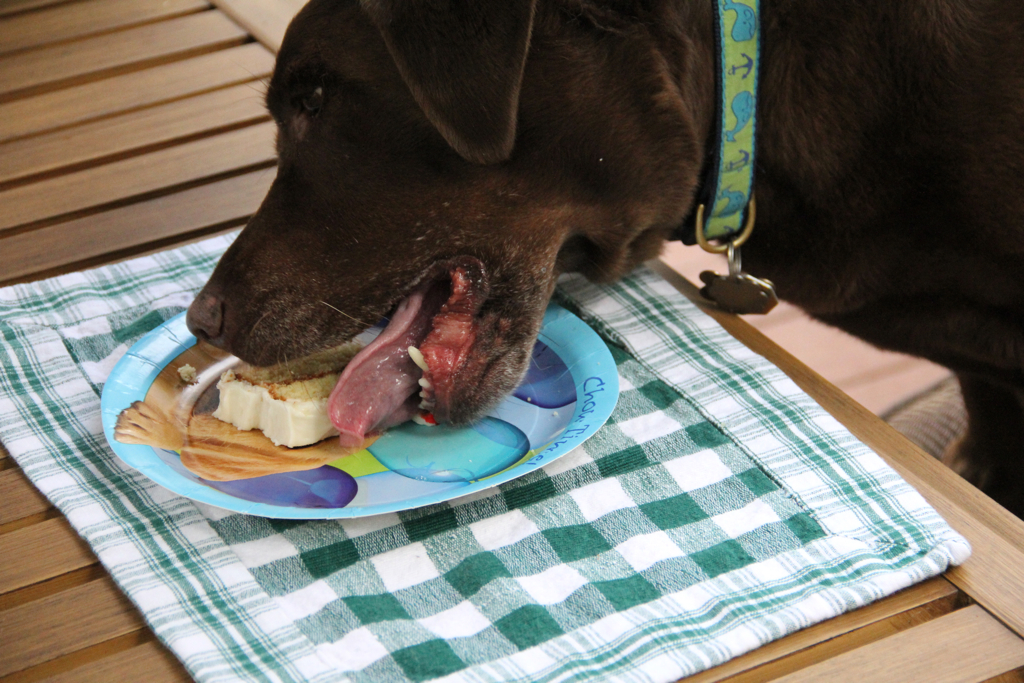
[186,291,225,346]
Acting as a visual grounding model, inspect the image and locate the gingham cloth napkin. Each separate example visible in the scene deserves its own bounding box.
[0,234,969,683]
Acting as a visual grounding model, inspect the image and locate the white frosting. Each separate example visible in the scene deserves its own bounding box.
[212,374,338,448]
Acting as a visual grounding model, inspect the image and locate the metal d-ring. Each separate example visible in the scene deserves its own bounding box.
[695,194,757,254]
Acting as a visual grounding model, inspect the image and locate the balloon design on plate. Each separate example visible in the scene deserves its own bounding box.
[368,418,530,483]
[512,340,577,409]
[205,466,358,509]
[367,339,573,484]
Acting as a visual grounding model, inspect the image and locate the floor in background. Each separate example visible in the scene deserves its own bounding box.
[659,242,951,416]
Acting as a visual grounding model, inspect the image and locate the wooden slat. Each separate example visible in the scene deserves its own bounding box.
[0,120,276,232]
[689,578,958,682]
[773,606,1024,683]
[0,517,95,594]
[0,10,248,100]
[0,631,181,683]
[0,168,275,284]
[0,82,270,185]
[0,0,74,18]
[650,260,1024,639]
[0,510,61,536]
[720,590,959,682]
[36,640,191,683]
[0,42,274,142]
[0,565,107,612]
[0,0,208,55]
[0,577,144,677]
[0,468,52,526]
[210,0,304,51]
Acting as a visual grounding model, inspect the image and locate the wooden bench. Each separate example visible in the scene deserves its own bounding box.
[1,2,1023,681]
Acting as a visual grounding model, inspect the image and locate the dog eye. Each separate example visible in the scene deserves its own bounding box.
[301,87,324,116]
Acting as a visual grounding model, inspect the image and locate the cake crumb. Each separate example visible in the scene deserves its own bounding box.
[178,364,197,384]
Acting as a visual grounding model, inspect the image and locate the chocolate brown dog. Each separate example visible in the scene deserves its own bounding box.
[186,0,1024,517]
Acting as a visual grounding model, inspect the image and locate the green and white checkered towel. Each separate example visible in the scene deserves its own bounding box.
[0,234,969,683]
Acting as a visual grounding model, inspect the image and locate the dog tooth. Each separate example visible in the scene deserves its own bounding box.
[408,346,428,372]
[418,377,432,389]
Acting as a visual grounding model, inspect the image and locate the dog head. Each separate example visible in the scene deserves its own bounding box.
[187,0,710,443]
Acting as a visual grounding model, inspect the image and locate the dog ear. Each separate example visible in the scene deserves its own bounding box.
[360,0,537,164]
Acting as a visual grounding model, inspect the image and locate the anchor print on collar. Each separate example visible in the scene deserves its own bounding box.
[729,53,754,79]
[724,150,750,172]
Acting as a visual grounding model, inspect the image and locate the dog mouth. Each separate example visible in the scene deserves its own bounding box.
[326,257,489,449]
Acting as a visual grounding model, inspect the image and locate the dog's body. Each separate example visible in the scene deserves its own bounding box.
[187,0,1024,516]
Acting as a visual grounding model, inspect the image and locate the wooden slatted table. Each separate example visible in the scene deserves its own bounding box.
[1,2,1022,682]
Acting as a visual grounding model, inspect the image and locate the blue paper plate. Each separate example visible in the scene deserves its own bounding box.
[101,303,618,519]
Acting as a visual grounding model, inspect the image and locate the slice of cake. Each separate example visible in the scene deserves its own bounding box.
[213,342,363,448]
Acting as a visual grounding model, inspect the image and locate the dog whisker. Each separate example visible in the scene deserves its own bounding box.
[243,82,268,98]
[319,300,375,328]
[249,311,272,342]
[235,65,270,93]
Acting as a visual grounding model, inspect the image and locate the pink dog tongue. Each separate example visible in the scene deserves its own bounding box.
[327,283,441,449]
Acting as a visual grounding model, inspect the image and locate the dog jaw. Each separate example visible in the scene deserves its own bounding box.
[324,256,541,445]
[418,262,538,427]
[416,265,483,419]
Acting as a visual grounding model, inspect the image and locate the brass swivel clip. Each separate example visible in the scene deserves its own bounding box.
[694,196,778,315]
